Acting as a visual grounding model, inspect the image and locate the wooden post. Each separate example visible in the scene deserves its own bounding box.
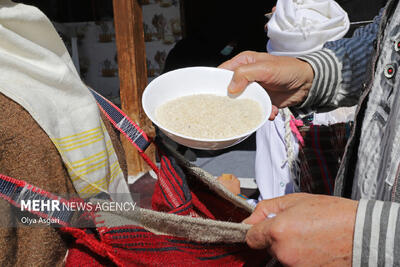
[113,0,156,177]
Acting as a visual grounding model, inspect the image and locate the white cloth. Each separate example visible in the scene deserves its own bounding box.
[255,113,298,200]
[255,0,352,201]
[0,1,132,202]
[255,112,355,202]
[267,0,350,57]
[312,106,356,125]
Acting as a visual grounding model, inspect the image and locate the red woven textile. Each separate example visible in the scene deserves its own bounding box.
[64,153,269,266]
[65,226,265,267]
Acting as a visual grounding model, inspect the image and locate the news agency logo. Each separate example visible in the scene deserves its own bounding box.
[21,199,62,212]
[20,199,137,212]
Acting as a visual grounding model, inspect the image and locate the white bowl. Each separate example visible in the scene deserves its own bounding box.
[142,67,271,150]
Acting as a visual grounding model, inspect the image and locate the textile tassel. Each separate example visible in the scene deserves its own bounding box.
[282,108,302,192]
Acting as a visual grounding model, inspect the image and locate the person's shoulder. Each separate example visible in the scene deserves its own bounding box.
[0,93,49,149]
[0,93,28,122]
[0,93,34,133]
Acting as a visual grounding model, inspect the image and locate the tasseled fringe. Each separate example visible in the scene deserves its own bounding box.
[282,108,303,192]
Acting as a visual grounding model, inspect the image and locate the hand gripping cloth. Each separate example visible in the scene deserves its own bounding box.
[267,0,350,56]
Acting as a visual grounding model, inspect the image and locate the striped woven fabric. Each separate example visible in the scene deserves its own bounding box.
[65,226,265,266]
[51,120,128,199]
[0,174,75,227]
[89,88,158,173]
[89,89,150,154]
[298,122,352,195]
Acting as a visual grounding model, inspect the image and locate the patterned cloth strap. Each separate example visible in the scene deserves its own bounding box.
[0,173,75,226]
[89,88,159,173]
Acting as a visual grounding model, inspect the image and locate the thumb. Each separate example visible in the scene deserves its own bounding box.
[243,193,306,225]
[246,218,275,249]
[228,76,249,95]
[228,62,272,94]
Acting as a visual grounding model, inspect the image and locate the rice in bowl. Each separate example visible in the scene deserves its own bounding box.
[155,94,263,140]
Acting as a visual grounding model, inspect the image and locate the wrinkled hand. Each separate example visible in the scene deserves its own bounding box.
[243,193,358,266]
[218,51,314,120]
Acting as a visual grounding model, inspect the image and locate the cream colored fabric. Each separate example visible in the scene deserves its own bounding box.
[0,1,131,201]
[96,206,250,243]
[267,0,349,56]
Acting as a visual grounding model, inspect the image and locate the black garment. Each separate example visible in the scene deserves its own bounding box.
[164,1,275,72]
[337,0,388,36]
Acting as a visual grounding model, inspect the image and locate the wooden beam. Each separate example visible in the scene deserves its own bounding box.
[113,0,156,177]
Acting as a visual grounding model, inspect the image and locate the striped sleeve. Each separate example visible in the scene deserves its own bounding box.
[293,10,382,115]
[353,199,400,267]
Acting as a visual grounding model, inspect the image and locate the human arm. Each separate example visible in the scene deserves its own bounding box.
[351,199,400,267]
[295,10,382,114]
[220,10,382,115]
[219,51,314,114]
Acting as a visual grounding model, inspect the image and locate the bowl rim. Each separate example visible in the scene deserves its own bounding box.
[142,66,271,143]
